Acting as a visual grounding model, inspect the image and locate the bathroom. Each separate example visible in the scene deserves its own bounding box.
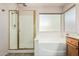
[0,3,79,56]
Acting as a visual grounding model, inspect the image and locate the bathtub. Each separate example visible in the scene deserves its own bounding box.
[35,32,66,56]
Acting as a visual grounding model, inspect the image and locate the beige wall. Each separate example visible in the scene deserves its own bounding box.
[0,8,8,55]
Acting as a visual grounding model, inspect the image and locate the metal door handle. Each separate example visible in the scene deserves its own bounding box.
[13,24,16,27]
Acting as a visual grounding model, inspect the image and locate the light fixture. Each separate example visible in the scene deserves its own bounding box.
[17,3,27,7]
[23,3,27,7]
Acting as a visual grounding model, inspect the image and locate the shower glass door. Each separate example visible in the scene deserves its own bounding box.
[19,11,34,49]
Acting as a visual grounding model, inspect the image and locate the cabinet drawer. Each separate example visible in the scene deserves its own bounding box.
[67,37,78,46]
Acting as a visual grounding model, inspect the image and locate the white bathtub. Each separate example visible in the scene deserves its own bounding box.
[35,32,66,56]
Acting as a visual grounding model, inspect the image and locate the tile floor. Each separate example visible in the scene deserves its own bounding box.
[5,53,34,56]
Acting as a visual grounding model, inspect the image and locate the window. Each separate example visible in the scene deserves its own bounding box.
[64,7,76,34]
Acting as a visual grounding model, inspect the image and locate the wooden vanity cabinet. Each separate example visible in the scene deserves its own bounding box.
[66,37,79,56]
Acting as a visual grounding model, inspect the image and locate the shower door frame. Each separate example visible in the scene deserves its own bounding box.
[8,10,36,50]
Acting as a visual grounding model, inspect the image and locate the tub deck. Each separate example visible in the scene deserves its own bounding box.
[35,32,66,56]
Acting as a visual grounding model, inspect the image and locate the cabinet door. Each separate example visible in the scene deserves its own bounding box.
[67,43,78,56]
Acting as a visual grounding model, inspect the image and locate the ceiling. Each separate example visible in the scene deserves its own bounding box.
[21,3,67,7]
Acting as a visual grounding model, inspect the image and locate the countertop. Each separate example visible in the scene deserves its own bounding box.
[66,33,79,39]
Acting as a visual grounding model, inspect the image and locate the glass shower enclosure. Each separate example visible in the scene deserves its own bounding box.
[9,10,36,50]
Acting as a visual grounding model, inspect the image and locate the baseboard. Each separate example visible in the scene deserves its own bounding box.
[8,50,34,53]
[0,50,8,56]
